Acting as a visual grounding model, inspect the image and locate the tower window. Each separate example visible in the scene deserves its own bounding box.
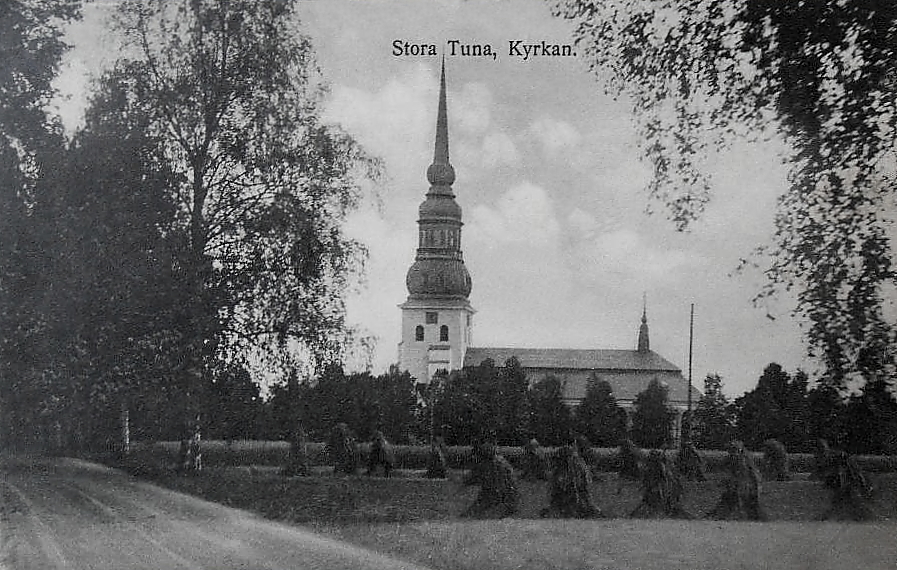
[415,325,424,341]
[425,312,438,324]
[440,325,449,342]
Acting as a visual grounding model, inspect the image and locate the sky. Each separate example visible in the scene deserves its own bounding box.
[56,0,814,398]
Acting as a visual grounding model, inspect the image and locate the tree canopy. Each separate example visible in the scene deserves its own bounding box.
[574,374,627,446]
[690,373,735,450]
[734,363,810,450]
[107,0,380,381]
[0,0,83,447]
[631,378,674,448]
[552,0,897,390]
[0,0,381,449]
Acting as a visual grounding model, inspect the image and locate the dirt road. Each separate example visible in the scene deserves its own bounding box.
[0,456,428,570]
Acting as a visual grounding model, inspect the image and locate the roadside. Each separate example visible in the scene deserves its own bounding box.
[0,455,433,570]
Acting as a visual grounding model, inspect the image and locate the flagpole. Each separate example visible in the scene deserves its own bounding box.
[686,303,694,445]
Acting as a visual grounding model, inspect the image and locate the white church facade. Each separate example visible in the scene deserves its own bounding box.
[397,63,698,437]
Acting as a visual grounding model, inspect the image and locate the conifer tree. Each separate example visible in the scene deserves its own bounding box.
[575,375,627,447]
[631,379,675,449]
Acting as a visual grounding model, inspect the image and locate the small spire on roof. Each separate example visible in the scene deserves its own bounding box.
[638,294,650,352]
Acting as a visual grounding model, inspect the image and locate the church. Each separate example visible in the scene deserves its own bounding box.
[397,63,698,439]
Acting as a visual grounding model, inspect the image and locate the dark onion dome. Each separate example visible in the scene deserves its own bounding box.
[406,258,472,298]
[426,161,455,186]
[419,193,462,220]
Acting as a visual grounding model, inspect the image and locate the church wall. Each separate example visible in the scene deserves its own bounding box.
[398,305,472,382]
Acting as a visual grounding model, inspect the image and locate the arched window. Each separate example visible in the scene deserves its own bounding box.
[440,325,449,342]
[415,325,424,341]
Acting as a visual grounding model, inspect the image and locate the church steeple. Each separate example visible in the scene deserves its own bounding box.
[405,59,471,299]
[399,60,475,384]
[426,58,455,187]
[637,295,650,352]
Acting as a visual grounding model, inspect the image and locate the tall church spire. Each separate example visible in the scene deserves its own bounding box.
[637,294,650,352]
[405,60,471,299]
[427,57,455,187]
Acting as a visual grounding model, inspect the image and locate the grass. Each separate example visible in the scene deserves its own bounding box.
[327,518,897,570]
[108,448,897,570]
[131,464,897,525]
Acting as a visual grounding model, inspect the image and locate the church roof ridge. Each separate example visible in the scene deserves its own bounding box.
[464,346,681,372]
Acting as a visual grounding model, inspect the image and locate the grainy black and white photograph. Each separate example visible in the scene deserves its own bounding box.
[2,0,896,568]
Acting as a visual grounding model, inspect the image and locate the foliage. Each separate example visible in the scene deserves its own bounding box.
[807,378,897,454]
[552,0,897,388]
[0,2,75,446]
[205,366,265,440]
[527,376,574,446]
[630,378,674,448]
[433,358,531,446]
[0,0,78,147]
[574,375,627,447]
[107,0,380,399]
[49,78,187,446]
[840,378,897,454]
[265,365,419,444]
[806,384,845,449]
[1,0,380,449]
[690,373,735,450]
[734,363,809,451]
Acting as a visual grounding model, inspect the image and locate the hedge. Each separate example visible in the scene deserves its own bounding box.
[134,441,897,473]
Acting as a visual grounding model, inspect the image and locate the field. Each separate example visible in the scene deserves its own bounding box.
[110,441,897,570]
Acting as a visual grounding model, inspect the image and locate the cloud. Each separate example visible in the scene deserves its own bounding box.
[343,208,416,371]
[574,228,703,286]
[468,182,560,246]
[323,63,436,188]
[567,207,598,238]
[528,115,582,157]
[453,82,493,134]
[480,131,520,168]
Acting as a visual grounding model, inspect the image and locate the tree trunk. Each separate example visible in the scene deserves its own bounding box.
[120,402,130,456]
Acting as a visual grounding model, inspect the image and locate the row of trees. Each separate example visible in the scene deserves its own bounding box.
[21,347,897,456]
[690,364,897,454]
[0,1,377,450]
[432,358,677,448]
[69,358,673,448]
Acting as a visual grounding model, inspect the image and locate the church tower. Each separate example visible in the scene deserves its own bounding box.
[398,61,474,383]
